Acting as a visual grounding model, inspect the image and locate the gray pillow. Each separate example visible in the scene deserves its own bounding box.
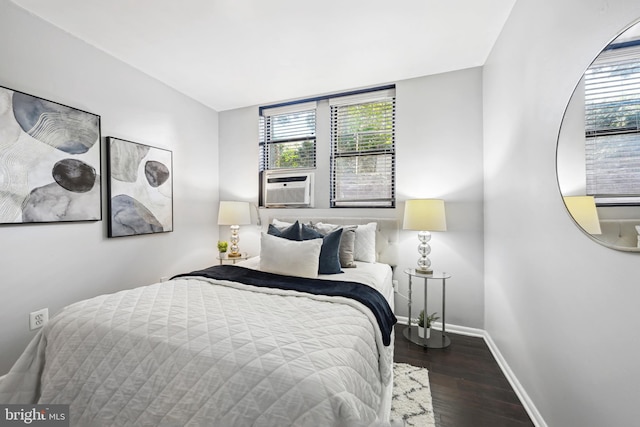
[338,226,357,268]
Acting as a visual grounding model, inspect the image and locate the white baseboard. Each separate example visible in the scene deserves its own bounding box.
[395,317,546,427]
[396,316,484,337]
[482,332,547,427]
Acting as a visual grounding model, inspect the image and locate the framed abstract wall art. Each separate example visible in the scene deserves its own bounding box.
[106,137,173,237]
[0,86,101,224]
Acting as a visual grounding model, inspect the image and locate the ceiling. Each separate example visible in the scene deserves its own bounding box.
[12,0,516,112]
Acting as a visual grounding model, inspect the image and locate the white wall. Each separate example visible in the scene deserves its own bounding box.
[0,1,220,374]
[219,68,485,328]
[484,0,640,426]
[9,1,637,423]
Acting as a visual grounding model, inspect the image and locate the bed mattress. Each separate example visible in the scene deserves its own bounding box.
[0,265,396,426]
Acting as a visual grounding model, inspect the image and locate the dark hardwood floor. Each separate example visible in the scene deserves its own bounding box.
[394,326,535,427]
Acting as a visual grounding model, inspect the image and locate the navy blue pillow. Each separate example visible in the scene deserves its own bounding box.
[267,221,301,241]
[301,224,343,274]
[300,223,322,240]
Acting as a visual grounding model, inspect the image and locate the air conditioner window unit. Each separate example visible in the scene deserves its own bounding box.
[264,171,314,207]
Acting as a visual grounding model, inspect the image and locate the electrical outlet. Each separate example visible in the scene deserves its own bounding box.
[29,308,48,331]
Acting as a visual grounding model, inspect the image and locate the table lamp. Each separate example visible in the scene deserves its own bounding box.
[218,201,251,257]
[403,199,447,273]
[563,196,602,235]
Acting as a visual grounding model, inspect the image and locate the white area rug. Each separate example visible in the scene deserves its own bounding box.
[390,362,436,427]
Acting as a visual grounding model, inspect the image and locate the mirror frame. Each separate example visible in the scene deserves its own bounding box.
[556,19,640,252]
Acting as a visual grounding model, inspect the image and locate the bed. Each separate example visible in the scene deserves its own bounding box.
[0,217,398,426]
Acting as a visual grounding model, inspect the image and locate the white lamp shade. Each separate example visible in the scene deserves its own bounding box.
[563,196,602,235]
[217,201,251,225]
[403,199,447,231]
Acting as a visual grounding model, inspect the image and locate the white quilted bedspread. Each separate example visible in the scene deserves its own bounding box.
[0,276,393,426]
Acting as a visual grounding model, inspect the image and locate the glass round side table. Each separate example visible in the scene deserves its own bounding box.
[403,268,451,349]
[217,252,249,265]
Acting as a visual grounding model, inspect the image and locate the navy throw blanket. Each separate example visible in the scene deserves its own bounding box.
[172,265,397,346]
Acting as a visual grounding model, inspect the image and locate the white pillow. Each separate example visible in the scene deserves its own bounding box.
[313,222,338,235]
[354,222,377,263]
[260,232,322,278]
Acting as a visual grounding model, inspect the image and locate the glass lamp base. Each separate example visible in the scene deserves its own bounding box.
[416,231,432,273]
[229,225,241,258]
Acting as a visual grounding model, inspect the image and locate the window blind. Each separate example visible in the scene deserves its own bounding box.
[585,42,640,203]
[259,102,317,171]
[330,89,396,208]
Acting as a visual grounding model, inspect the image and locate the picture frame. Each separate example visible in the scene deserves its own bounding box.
[106,137,173,237]
[0,86,101,224]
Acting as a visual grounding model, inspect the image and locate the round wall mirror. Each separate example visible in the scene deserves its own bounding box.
[557,20,640,252]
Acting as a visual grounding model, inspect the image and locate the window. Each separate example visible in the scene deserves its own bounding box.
[259,102,317,172]
[257,85,395,208]
[585,41,640,204]
[330,89,396,208]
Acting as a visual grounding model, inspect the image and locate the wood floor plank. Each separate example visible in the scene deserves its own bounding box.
[394,326,534,427]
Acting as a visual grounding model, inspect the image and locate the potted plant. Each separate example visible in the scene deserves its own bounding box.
[425,311,440,339]
[417,310,440,339]
[417,310,426,338]
[217,240,228,254]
